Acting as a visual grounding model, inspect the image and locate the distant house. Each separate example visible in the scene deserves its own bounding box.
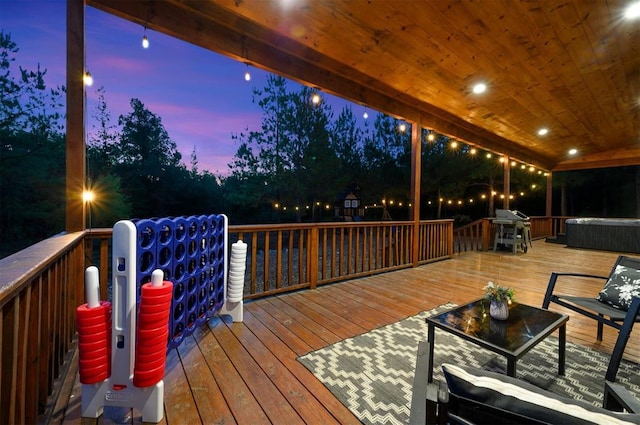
[335,191,364,221]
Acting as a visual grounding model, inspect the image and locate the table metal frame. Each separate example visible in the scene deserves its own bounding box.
[426,300,568,383]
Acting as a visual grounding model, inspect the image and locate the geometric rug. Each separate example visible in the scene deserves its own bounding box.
[297,304,640,425]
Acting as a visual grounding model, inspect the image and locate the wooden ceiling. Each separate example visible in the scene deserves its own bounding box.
[87,0,640,172]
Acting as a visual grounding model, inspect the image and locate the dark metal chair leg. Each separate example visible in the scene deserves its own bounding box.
[597,314,604,341]
[605,297,640,382]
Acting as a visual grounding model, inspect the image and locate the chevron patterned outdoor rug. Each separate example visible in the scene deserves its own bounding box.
[297,304,640,425]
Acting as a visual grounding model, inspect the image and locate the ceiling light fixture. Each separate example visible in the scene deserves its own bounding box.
[472,82,487,94]
[569,148,578,155]
[624,1,640,19]
[538,128,548,136]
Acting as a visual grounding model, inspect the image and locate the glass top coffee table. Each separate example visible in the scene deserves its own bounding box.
[425,299,569,383]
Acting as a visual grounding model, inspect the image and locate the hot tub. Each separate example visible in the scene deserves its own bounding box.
[565,218,640,254]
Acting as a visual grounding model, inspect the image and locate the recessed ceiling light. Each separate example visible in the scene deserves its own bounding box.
[624,1,640,19]
[569,148,578,155]
[538,128,548,136]
[472,83,487,94]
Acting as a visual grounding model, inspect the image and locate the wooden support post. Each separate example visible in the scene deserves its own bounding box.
[66,0,86,232]
[546,172,553,217]
[503,155,510,210]
[411,123,422,267]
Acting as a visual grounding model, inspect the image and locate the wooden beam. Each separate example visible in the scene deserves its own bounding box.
[552,147,640,172]
[66,0,86,232]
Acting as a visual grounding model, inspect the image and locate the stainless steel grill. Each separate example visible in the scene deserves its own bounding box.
[493,209,531,254]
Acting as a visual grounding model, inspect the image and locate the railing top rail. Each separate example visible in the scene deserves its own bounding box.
[0,231,85,307]
[228,219,454,232]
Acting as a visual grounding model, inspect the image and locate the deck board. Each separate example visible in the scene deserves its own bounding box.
[61,242,640,424]
[175,333,233,425]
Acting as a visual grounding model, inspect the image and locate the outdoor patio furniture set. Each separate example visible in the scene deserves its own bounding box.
[411,255,640,424]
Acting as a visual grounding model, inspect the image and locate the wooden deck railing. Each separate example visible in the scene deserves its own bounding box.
[231,220,452,299]
[0,232,86,425]
[1,216,571,423]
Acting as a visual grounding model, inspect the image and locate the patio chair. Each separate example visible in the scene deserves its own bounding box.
[409,342,640,425]
[541,255,640,381]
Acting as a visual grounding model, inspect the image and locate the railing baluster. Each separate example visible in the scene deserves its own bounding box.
[276,231,283,289]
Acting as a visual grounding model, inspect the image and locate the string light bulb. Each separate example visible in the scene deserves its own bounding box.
[311,91,321,105]
[244,64,251,81]
[83,70,93,87]
[363,110,369,119]
[142,27,149,49]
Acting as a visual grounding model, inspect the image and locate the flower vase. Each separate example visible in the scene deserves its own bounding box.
[490,300,509,320]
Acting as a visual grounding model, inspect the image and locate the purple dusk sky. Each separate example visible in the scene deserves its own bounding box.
[2,0,368,175]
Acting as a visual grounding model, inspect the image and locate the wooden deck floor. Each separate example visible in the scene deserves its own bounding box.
[55,241,639,424]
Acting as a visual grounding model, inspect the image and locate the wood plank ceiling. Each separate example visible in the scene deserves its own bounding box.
[87,0,640,172]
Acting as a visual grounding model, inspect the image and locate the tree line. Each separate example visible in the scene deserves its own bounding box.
[1,31,638,259]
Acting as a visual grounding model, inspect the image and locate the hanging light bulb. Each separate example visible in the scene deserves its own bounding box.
[83,70,93,87]
[311,91,321,105]
[363,110,369,119]
[142,27,149,48]
[244,64,251,81]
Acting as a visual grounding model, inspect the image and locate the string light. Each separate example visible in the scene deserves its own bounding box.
[363,109,369,119]
[311,91,321,105]
[142,27,149,49]
[244,64,251,81]
[83,70,93,86]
